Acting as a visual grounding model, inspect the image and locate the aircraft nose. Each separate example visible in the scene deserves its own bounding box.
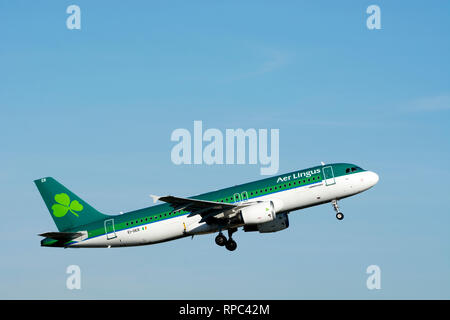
[367,171,379,187]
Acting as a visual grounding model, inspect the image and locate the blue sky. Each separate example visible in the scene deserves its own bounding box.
[0,1,449,299]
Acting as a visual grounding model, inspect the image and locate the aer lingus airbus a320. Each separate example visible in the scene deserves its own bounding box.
[35,163,379,251]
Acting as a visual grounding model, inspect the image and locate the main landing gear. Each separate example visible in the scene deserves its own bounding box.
[215,228,238,251]
[332,199,344,220]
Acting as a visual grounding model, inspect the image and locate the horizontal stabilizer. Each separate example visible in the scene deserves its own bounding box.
[38,232,82,240]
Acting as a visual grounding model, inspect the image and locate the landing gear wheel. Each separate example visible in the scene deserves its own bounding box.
[215,233,227,246]
[332,200,344,221]
[225,239,237,251]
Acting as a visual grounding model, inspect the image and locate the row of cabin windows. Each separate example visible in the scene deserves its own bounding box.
[217,175,322,203]
[125,210,182,226]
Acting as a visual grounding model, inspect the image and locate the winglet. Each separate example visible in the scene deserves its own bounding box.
[150,194,161,203]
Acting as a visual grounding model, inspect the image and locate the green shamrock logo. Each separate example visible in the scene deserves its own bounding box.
[51,193,83,217]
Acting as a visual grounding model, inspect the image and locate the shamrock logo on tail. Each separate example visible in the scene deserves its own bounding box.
[52,193,83,217]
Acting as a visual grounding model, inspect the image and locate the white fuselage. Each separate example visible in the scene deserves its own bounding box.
[70,171,379,248]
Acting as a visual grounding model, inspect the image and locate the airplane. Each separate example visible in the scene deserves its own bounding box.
[35,162,379,251]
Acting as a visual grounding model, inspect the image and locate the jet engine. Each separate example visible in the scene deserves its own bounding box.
[240,201,276,224]
[243,212,289,233]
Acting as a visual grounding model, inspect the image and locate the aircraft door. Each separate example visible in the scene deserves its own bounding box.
[323,166,336,186]
[104,219,117,240]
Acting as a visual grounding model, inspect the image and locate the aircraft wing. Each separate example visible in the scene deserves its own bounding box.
[150,194,253,221]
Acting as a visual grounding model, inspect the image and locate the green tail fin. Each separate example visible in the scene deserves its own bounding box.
[34,177,109,231]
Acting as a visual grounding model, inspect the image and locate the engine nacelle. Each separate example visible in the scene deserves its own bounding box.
[240,201,276,224]
[256,212,289,233]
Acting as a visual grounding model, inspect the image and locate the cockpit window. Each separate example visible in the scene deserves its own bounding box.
[346,166,364,173]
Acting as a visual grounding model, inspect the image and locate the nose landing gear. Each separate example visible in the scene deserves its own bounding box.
[215,228,238,251]
[332,200,344,220]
